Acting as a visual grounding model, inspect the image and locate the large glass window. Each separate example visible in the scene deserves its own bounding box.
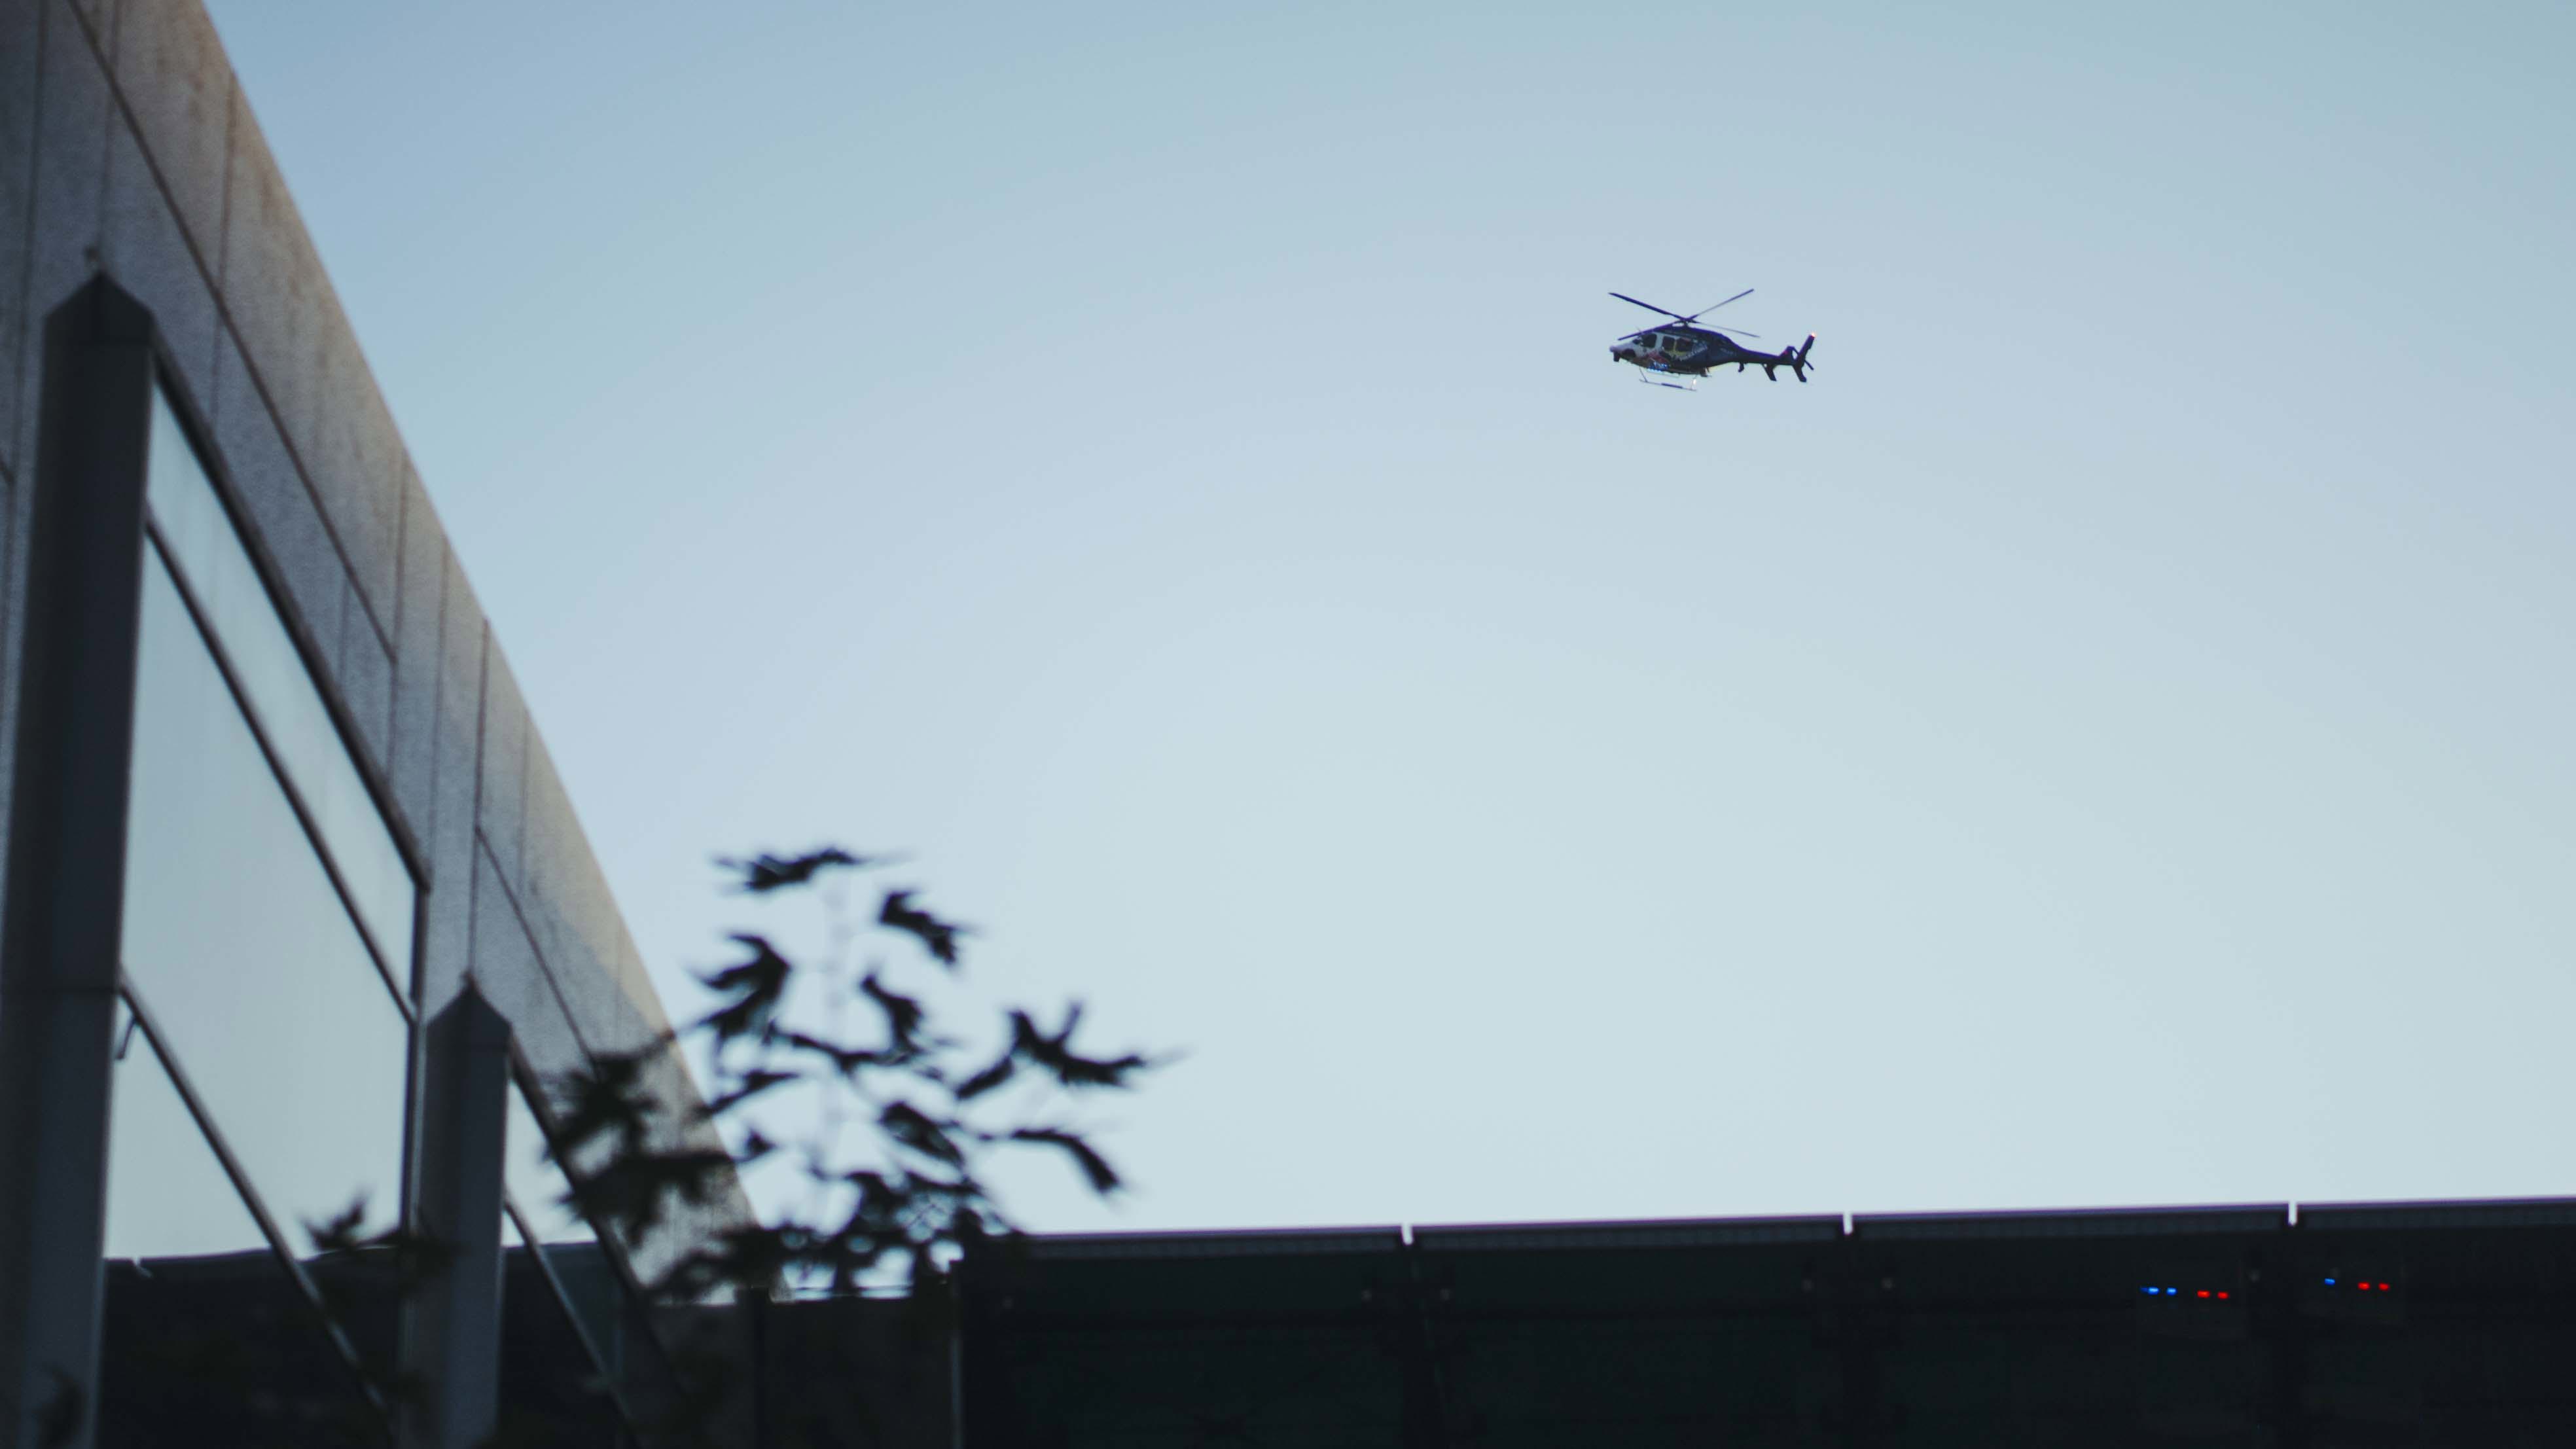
[505,1082,599,1249]
[96,1003,380,1449]
[143,395,415,982]
[116,554,410,1245]
[101,1000,268,1261]
[101,384,422,1442]
[503,1078,639,1443]
[507,1079,635,1353]
[496,1218,629,1448]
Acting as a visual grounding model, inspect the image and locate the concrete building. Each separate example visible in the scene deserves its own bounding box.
[0,2,754,1444]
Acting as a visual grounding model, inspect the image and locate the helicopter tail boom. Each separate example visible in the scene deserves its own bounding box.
[1760,334,1819,383]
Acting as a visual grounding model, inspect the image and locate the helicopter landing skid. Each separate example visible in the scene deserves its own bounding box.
[1631,367,1698,391]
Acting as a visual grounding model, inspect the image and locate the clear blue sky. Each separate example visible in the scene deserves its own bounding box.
[205,1,2576,1234]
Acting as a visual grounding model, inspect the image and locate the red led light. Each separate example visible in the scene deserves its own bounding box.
[2217,1292,2230,1300]
[2196,1290,2209,1298]
[2357,1283,2370,1291]
[2378,1283,2390,1291]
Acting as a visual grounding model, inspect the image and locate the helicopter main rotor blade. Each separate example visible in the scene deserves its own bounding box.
[1609,291,1690,321]
[1681,288,1755,321]
[1622,323,1761,341]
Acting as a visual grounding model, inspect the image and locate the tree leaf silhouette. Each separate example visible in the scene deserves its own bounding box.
[704,1069,798,1116]
[549,1049,660,1162]
[1012,1003,1153,1090]
[303,1195,372,1255]
[880,1101,965,1168]
[775,1028,887,1077]
[878,889,967,967]
[954,1044,1018,1101]
[695,934,791,1044]
[1011,1126,1122,1194]
[717,847,870,893]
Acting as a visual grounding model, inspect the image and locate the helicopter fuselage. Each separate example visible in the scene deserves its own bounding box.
[1611,325,1797,378]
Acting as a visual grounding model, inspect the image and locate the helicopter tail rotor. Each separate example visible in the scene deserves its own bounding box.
[1788,333,1817,383]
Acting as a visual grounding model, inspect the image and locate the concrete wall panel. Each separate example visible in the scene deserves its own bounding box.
[473,850,596,1120]
[472,844,577,1081]
[477,642,529,889]
[101,120,217,409]
[67,0,113,45]
[535,906,660,1064]
[418,550,485,1015]
[0,0,38,898]
[624,1043,735,1289]
[389,463,444,846]
[217,83,402,641]
[305,310,401,638]
[514,745,751,1279]
[0,0,43,483]
[208,325,343,667]
[213,92,326,492]
[11,2,112,473]
[104,0,230,272]
[522,740,669,1053]
[335,569,391,772]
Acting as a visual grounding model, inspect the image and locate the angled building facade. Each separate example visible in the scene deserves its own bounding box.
[0,3,752,1445]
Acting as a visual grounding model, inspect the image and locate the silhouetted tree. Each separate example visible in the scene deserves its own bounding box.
[538,845,1160,1444]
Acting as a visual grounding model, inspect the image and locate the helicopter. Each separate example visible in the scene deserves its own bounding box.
[1609,289,1816,389]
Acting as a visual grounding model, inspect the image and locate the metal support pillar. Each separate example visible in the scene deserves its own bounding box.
[0,279,158,1449]
[402,989,511,1449]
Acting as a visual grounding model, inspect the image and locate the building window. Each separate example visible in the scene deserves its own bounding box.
[505,1081,599,1249]
[503,1077,640,1442]
[96,999,384,1446]
[116,551,410,1241]
[98,384,424,1440]
[141,394,416,981]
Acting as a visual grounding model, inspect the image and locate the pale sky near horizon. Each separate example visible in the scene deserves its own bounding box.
[202,1,2576,1236]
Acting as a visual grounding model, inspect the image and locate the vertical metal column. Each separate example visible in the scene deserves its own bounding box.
[0,279,159,1449]
[402,989,512,1449]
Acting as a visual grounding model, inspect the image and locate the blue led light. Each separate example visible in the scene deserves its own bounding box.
[2164,1287,2178,1296]
[2324,1278,2336,1286]
[2141,1287,2155,1295]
